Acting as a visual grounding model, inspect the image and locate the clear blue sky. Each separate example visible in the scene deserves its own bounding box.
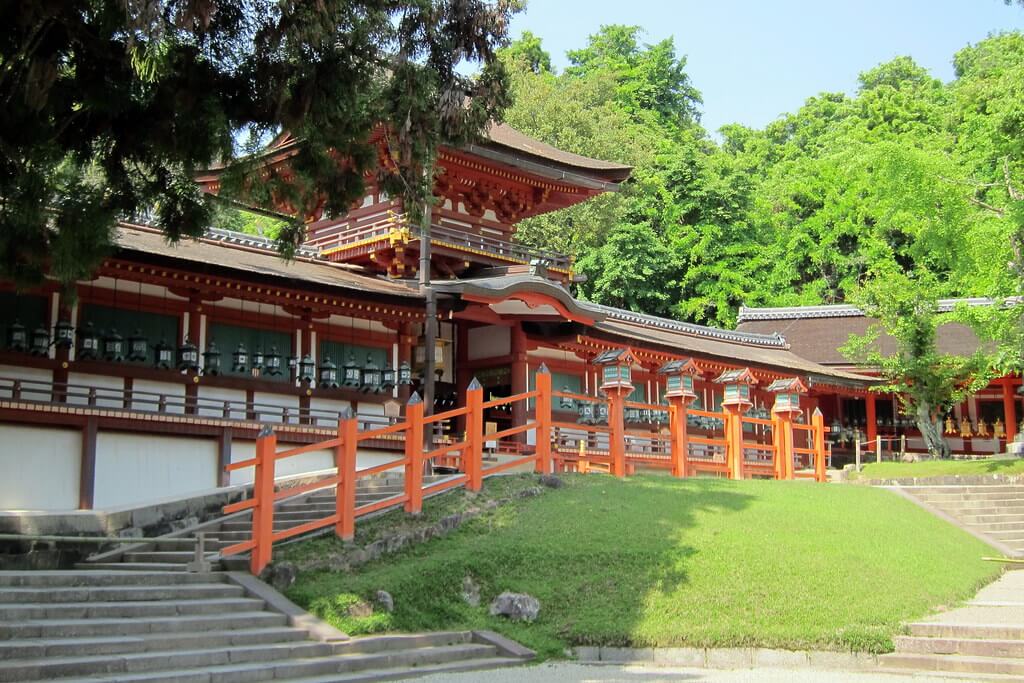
[509,0,1024,133]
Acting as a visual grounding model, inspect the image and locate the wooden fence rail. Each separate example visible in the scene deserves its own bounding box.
[223,365,828,574]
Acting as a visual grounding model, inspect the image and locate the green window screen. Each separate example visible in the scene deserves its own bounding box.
[80,303,179,365]
[208,323,291,380]
[320,339,388,370]
[0,293,47,344]
[528,369,582,408]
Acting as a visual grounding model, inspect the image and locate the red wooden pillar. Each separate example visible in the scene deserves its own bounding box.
[510,323,528,441]
[668,396,690,478]
[79,417,98,510]
[465,379,484,491]
[813,409,827,482]
[1003,377,1017,442]
[404,395,424,514]
[534,366,552,474]
[865,393,877,453]
[250,429,276,575]
[336,412,358,542]
[607,388,627,477]
[724,406,746,480]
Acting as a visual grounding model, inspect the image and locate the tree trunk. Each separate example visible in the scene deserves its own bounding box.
[916,402,950,459]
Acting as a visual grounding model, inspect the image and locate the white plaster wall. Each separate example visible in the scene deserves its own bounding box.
[252,392,300,424]
[131,379,186,414]
[228,441,404,486]
[93,433,218,509]
[0,425,80,511]
[0,365,54,400]
[468,325,510,361]
[68,373,124,408]
[197,386,247,420]
[310,397,351,420]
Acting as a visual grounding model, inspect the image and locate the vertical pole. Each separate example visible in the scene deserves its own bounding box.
[855,438,861,473]
[669,397,690,478]
[771,412,783,480]
[534,366,552,474]
[510,324,528,444]
[404,394,424,514]
[725,407,746,480]
[250,428,276,576]
[465,378,484,491]
[79,417,98,510]
[866,393,877,456]
[900,433,906,458]
[813,408,826,483]
[608,389,626,477]
[1003,377,1018,442]
[875,431,881,464]
[335,411,358,542]
[876,435,883,462]
[218,429,232,488]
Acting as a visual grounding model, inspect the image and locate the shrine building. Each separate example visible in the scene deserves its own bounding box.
[2,124,890,512]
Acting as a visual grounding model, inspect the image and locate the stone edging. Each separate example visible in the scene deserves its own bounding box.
[853,473,1023,487]
[574,646,881,671]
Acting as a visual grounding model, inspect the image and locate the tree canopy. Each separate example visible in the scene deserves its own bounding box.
[1,0,520,290]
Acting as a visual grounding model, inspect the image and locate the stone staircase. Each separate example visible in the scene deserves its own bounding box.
[0,570,531,682]
[897,483,1024,557]
[83,475,448,572]
[879,569,1024,680]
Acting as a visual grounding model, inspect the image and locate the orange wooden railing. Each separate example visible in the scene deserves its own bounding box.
[222,365,829,575]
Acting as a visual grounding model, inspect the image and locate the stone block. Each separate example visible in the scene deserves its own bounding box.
[705,647,754,669]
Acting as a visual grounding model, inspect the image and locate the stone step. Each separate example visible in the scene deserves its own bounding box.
[977,529,1024,541]
[0,626,309,660]
[966,521,1024,532]
[880,652,1024,676]
[0,583,244,604]
[45,642,500,683]
[0,597,265,621]
[0,610,287,639]
[907,486,1024,495]
[895,635,1024,658]
[75,563,211,572]
[121,552,222,564]
[282,656,525,683]
[0,571,226,588]
[959,513,1024,525]
[928,504,1024,517]
[910,622,1024,640]
[332,632,471,655]
[915,493,1024,504]
[0,640,336,681]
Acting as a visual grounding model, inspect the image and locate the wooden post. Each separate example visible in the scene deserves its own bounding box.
[335,410,358,542]
[1003,377,1018,442]
[812,408,827,483]
[876,435,883,462]
[771,413,783,480]
[404,394,424,515]
[217,429,232,488]
[534,365,552,475]
[608,390,626,477]
[668,397,690,478]
[773,412,796,480]
[724,407,746,480]
[875,430,881,464]
[250,427,276,576]
[465,378,484,491]
[866,393,877,456]
[79,417,98,510]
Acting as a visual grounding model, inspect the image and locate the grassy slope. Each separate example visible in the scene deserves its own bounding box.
[853,458,1024,480]
[285,474,1000,658]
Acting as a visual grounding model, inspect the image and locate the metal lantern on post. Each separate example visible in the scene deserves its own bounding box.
[53,319,74,349]
[398,360,413,386]
[7,320,27,352]
[127,329,148,362]
[30,326,50,356]
[361,354,382,393]
[264,346,282,376]
[714,368,757,410]
[342,352,361,388]
[318,356,339,389]
[593,348,636,392]
[177,337,199,371]
[231,343,248,374]
[766,377,808,415]
[154,339,173,369]
[559,385,574,410]
[203,341,222,375]
[381,363,396,392]
[298,354,316,384]
[102,329,125,362]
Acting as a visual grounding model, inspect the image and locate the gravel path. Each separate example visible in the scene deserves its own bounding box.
[415,662,962,682]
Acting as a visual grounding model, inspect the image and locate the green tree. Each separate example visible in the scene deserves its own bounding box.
[501,31,551,73]
[842,267,996,458]
[1,0,520,290]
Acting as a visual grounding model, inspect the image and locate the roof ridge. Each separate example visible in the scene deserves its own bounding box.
[583,303,790,349]
[738,297,1024,322]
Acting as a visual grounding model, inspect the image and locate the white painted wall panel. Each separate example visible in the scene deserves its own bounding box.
[67,373,124,408]
[0,425,80,511]
[0,365,54,400]
[467,325,510,361]
[131,379,186,414]
[252,392,301,424]
[197,386,247,419]
[93,433,218,509]
[228,441,403,486]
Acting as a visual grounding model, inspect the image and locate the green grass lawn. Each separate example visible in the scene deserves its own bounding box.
[284,474,1000,658]
[852,457,1024,480]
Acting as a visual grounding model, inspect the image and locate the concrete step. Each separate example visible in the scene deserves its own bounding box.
[45,642,500,683]
[0,583,244,604]
[966,521,1024,532]
[0,641,338,682]
[0,597,265,621]
[281,656,526,683]
[915,493,1024,504]
[959,513,1024,525]
[0,626,309,659]
[895,635,1024,658]
[121,552,222,564]
[907,486,1024,495]
[332,632,471,655]
[0,571,226,588]
[75,563,214,572]
[0,610,287,639]
[910,623,1024,640]
[880,652,1024,676]
[976,529,1024,541]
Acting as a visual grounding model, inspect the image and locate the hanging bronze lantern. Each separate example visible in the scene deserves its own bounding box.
[154,339,173,369]
[381,363,396,392]
[202,340,222,375]
[299,354,316,384]
[361,354,382,393]
[342,352,361,387]
[231,343,248,374]
[127,329,148,362]
[53,319,74,349]
[559,385,574,410]
[251,347,265,374]
[264,346,282,376]
[397,360,413,386]
[30,326,50,356]
[319,356,339,388]
[102,329,124,362]
[77,322,100,360]
[7,320,27,352]
[177,337,199,371]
